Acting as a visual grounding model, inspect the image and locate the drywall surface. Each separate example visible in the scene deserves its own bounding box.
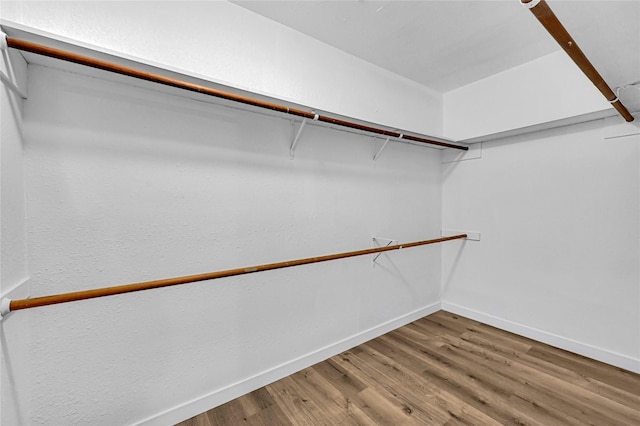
[0,47,27,295]
[11,63,443,425]
[0,0,443,137]
[442,119,640,372]
[1,47,31,426]
[443,51,612,141]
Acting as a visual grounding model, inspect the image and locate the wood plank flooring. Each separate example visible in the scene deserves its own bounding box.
[177,311,640,425]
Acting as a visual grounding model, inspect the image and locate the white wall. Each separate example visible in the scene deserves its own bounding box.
[8,61,442,424]
[442,119,640,373]
[0,37,28,305]
[443,51,613,141]
[0,0,443,137]
[0,3,447,423]
[1,43,31,426]
[2,2,637,425]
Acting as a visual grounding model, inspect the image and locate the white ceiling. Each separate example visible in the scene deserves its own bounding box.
[233,0,640,109]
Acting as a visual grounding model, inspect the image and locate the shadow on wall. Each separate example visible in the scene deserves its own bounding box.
[441,239,466,298]
[2,318,28,425]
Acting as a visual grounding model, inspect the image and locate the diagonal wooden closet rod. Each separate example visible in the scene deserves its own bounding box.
[0,234,467,317]
[521,0,635,122]
[5,36,468,150]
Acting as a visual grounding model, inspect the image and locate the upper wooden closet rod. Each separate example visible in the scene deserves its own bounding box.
[522,0,635,122]
[0,234,467,317]
[5,37,468,150]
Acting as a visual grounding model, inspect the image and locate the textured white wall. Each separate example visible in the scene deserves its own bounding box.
[0,44,28,297]
[0,0,443,137]
[11,62,442,424]
[1,43,31,426]
[3,2,635,425]
[443,51,612,141]
[0,3,446,422]
[442,119,640,372]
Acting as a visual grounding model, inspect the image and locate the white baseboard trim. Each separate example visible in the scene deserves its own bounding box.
[134,302,441,426]
[441,301,640,374]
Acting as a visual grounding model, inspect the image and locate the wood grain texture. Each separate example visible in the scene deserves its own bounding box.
[522,0,634,122]
[177,311,640,425]
[7,37,470,148]
[7,234,465,313]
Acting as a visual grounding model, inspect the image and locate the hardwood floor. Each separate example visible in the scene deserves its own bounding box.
[177,311,640,425]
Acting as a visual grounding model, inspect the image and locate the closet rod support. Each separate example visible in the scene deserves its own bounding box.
[372,237,398,267]
[0,298,12,319]
[290,118,307,158]
[0,32,27,99]
[0,69,27,99]
[373,137,390,161]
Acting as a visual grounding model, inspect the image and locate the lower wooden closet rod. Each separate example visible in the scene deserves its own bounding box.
[1,234,467,316]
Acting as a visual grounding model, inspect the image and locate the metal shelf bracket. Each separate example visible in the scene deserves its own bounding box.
[373,137,390,161]
[290,118,307,159]
[372,237,398,267]
[0,32,27,99]
[290,113,319,159]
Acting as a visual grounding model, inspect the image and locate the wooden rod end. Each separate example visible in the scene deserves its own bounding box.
[611,99,636,122]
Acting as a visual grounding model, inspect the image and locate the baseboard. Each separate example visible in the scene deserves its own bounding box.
[441,301,640,374]
[133,302,441,425]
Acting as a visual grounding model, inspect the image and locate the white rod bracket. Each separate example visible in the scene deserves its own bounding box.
[0,31,7,51]
[290,118,308,159]
[0,70,27,99]
[372,237,398,267]
[373,137,390,161]
[0,31,27,99]
[520,0,541,9]
[0,298,12,320]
